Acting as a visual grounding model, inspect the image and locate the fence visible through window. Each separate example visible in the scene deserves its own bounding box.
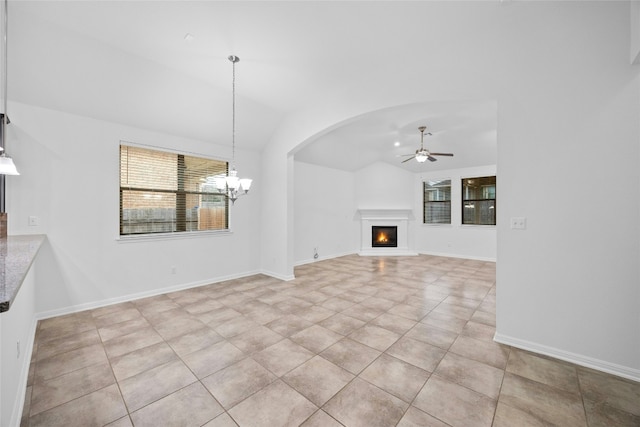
[120,144,229,235]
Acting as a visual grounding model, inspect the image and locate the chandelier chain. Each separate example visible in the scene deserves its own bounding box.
[217,54,250,203]
[3,0,6,118]
[230,55,238,167]
[2,0,8,130]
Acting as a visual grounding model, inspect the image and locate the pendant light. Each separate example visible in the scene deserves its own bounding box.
[0,0,17,176]
[214,55,251,204]
[0,0,16,238]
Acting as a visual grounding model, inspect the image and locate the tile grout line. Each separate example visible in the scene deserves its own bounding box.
[28,256,637,426]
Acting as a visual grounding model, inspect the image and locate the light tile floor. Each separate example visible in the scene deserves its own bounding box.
[20,255,640,426]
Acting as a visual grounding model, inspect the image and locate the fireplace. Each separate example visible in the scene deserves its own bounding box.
[372,226,397,248]
[357,209,417,256]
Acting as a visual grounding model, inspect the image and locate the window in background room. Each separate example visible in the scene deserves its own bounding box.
[119,144,229,235]
[462,175,496,225]
[423,179,451,224]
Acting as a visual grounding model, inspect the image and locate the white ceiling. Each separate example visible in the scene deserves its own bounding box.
[9,1,499,172]
[294,100,496,172]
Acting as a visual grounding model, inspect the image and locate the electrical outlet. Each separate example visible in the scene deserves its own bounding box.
[28,216,40,226]
[171,266,177,274]
[510,217,527,230]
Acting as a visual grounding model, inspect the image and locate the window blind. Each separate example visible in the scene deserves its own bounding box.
[120,144,229,235]
[424,179,452,224]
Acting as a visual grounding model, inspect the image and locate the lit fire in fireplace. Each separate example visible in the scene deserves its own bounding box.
[376,232,389,243]
[371,225,397,248]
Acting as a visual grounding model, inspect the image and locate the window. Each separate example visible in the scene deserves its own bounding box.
[423,179,451,224]
[119,144,229,235]
[462,175,496,225]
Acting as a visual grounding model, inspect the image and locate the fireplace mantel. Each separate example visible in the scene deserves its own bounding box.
[356,209,415,221]
[357,209,418,256]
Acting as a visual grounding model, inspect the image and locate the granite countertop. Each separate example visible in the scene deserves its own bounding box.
[0,234,46,313]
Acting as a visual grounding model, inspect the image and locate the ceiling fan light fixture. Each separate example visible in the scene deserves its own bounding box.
[399,125,454,165]
[415,152,428,163]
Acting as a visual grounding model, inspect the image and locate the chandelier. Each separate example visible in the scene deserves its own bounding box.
[213,55,252,204]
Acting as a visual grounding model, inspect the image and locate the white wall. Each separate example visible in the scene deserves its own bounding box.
[413,165,497,261]
[293,161,496,264]
[7,102,262,317]
[293,161,357,265]
[354,162,414,209]
[353,162,417,251]
[493,5,640,379]
[261,2,640,380]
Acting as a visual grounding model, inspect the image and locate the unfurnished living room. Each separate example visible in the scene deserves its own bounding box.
[0,1,639,427]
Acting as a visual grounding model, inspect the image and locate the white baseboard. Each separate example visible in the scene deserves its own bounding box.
[418,250,496,262]
[260,270,295,281]
[494,332,640,383]
[294,251,356,267]
[358,249,418,257]
[36,270,261,320]
[295,251,493,267]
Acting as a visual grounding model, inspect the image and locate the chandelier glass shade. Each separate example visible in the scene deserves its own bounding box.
[211,168,251,201]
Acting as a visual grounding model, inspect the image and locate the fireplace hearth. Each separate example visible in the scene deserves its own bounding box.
[372,226,398,248]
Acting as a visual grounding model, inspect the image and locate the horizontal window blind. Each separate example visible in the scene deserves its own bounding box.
[120,145,229,235]
[424,179,451,224]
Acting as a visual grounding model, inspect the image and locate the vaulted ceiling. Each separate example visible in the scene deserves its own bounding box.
[10,1,499,171]
[294,100,496,172]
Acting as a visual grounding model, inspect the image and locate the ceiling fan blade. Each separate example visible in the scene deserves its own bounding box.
[429,152,454,157]
[396,153,416,157]
[427,156,437,162]
[401,156,415,163]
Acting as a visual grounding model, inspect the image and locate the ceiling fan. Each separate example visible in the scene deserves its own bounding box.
[399,126,454,163]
